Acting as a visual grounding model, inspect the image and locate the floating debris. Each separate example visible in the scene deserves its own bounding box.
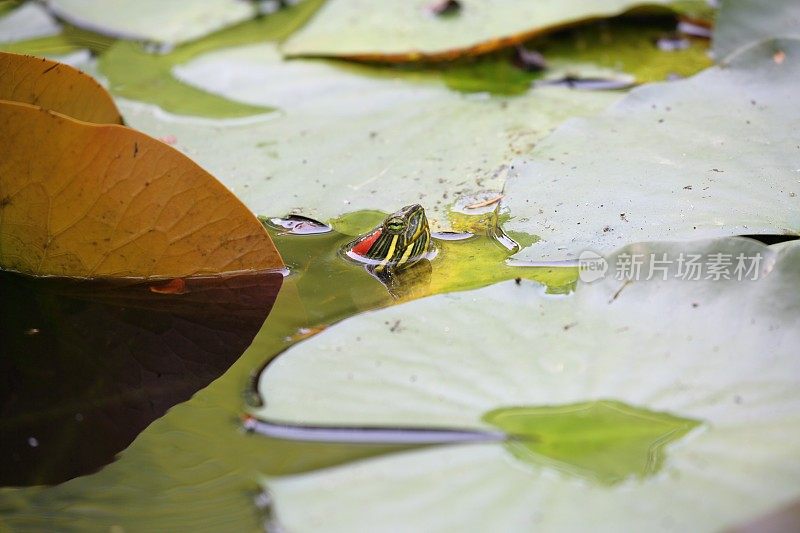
[451,192,504,216]
[426,0,461,17]
[512,45,548,71]
[466,194,503,210]
[285,326,327,342]
[149,278,187,294]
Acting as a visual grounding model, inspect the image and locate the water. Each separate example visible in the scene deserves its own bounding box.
[484,400,700,485]
[0,210,575,529]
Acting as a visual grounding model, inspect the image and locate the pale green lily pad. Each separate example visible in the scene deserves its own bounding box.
[0,21,111,58]
[502,38,800,261]
[45,0,256,47]
[0,3,60,43]
[713,0,800,61]
[97,0,325,118]
[121,43,619,230]
[281,0,709,60]
[257,238,800,532]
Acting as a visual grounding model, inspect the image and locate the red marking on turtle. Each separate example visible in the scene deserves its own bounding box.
[351,229,382,257]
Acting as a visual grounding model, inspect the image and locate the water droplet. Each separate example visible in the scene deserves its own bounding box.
[492,227,520,253]
[432,231,475,241]
[262,215,332,235]
[656,34,690,52]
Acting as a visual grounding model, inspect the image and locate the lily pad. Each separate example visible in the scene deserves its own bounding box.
[502,38,800,261]
[0,100,281,278]
[0,51,121,123]
[98,0,326,118]
[713,0,800,61]
[341,16,712,96]
[256,238,800,531]
[122,43,619,230]
[45,0,256,47]
[281,0,709,61]
[0,2,61,44]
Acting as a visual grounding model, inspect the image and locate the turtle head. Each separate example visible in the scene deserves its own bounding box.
[345,204,431,271]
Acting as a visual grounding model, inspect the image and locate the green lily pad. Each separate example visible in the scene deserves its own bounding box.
[257,238,800,531]
[713,0,800,61]
[121,43,618,230]
[45,0,256,47]
[281,0,710,60]
[502,38,800,261]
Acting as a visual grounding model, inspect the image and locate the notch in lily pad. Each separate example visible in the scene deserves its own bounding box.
[484,400,701,485]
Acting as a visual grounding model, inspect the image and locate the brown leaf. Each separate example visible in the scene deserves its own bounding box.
[0,100,283,278]
[0,52,122,124]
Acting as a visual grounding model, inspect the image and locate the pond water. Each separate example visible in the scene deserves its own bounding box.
[0,210,572,530]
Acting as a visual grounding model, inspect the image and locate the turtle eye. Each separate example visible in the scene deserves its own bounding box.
[385,217,405,232]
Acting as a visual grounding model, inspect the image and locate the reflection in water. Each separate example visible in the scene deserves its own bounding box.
[367,258,432,300]
[0,270,282,486]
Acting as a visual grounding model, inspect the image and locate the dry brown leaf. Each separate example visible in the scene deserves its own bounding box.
[0,52,122,124]
[466,194,504,209]
[0,100,283,278]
